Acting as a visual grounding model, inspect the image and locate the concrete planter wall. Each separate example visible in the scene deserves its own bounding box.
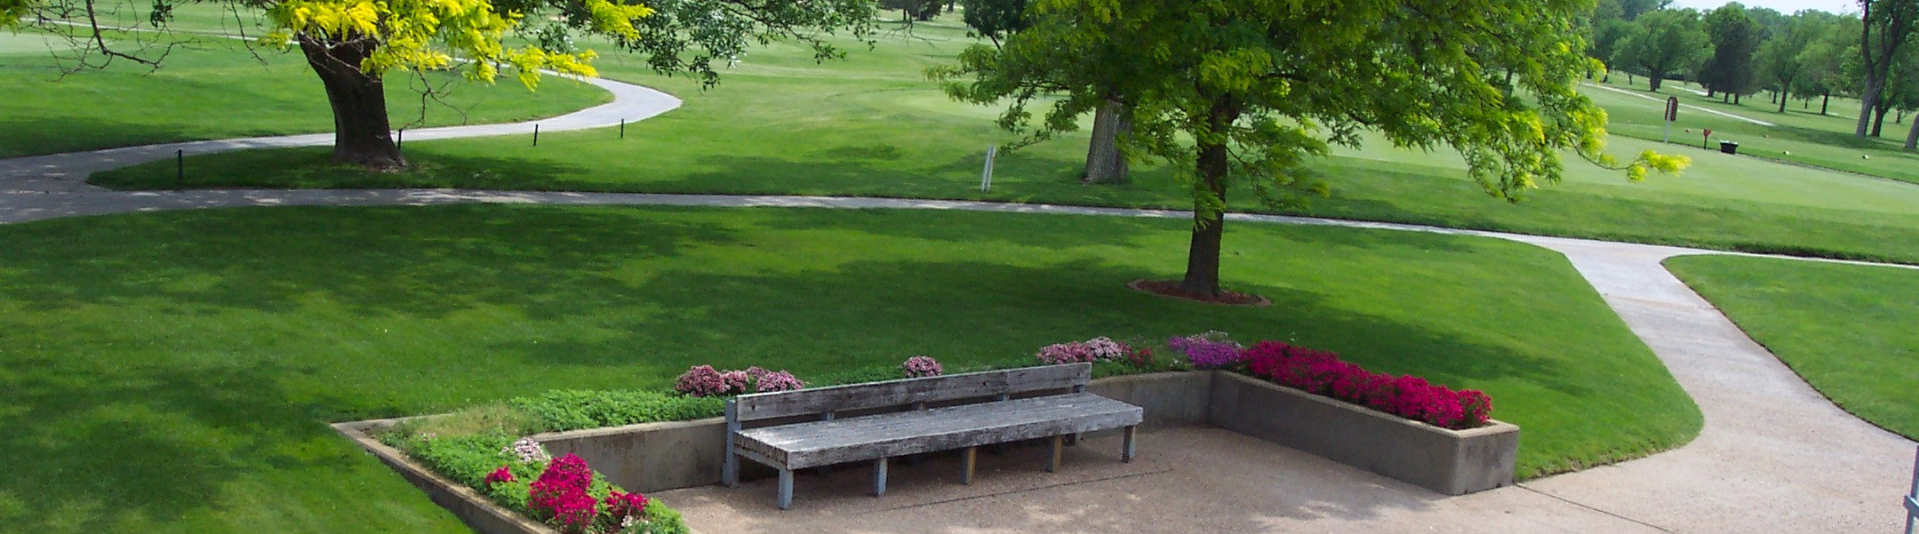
[333,420,570,534]
[1207,371,1519,495]
[342,369,1519,533]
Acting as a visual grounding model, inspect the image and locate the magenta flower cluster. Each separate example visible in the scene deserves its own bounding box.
[485,466,515,486]
[901,356,943,378]
[1036,336,1133,365]
[603,490,650,530]
[675,365,804,397]
[529,454,600,533]
[1168,331,1244,368]
[1243,341,1493,429]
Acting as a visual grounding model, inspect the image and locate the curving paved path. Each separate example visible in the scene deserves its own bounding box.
[1,76,1915,533]
[0,76,682,193]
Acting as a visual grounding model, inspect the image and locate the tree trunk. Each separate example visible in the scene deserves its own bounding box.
[1083,99,1132,184]
[1906,111,1919,150]
[1707,87,1716,97]
[298,34,405,169]
[1873,102,1891,137]
[1649,72,1663,91]
[1857,77,1885,136]
[1778,89,1789,113]
[1733,93,1741,105]
[1821,92,1830,115]
[1178,100,1239,298]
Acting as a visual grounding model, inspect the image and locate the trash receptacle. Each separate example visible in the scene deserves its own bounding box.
[1719,140,1740,155]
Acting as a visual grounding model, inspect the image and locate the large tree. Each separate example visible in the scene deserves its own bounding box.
[1757,14,1823,113]
[9,0,874,169]
[937,0,1686,297]
[1854,0,1919,137]
[1701,3,1763,104]
[956,0,1133,184]
[1614,8,1709,92]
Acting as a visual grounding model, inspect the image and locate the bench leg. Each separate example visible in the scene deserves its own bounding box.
[1047,435,1064,473]
[777,468,795,510]
[874,458,890,497]
[723,451,739,488]
[1122,425,1137,463]
[962,446,977,485]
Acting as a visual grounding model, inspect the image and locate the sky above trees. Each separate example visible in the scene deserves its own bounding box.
[1673,0,1850,14]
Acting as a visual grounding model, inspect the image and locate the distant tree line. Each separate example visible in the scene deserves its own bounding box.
[1589,0,1919,149]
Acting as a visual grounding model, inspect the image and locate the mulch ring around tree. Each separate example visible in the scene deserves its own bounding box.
[1128,279,1272,307]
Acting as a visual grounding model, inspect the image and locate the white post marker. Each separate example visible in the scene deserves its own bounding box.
[1663,96,1678,143]
[981,145,998,192]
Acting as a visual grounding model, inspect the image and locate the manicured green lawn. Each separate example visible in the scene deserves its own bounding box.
[90,19,1919,265]
[1666,255,1919,441]
[1587,74,1919,182]
[0,204,1700,533]
[0,31,609,158]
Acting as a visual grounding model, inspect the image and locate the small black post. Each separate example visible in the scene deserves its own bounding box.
[396,129,404,156]
[533,124,540,147]
[619,119,625,139]
[176,149,184,184]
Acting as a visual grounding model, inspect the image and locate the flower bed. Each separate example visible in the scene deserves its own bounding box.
[1241,341,1492,430]
[377,431,691,534]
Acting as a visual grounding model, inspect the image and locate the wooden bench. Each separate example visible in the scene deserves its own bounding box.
[721,362,1143,509]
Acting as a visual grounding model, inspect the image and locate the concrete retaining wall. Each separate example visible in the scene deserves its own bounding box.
[332,421,564,534]
[1207,372,1519,495]
[344,369,1520,534]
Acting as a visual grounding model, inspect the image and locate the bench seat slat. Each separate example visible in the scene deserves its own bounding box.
[735,393,1142,469]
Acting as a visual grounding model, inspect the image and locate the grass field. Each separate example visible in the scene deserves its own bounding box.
[0,204,1701,533]
[1589,74,1919,182]
[80,17,1919,265]
[1665,255,1919,441]
[0,30,609,158]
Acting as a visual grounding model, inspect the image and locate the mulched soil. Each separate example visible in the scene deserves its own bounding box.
[1128,279,1272,307]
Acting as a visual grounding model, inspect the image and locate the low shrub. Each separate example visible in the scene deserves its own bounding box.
[901,356,943,378]
[1242,340,1493,429]
[1037,336,1141,365]
[673,365,804,397]
[1168,331,1244,369]
[507,390,724,432]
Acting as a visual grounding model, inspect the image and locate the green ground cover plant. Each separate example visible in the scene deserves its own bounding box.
[1666,255,1919,440]
[0,204,1699,534]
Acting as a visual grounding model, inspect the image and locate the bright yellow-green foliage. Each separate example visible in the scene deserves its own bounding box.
[0,0,25,27]
[262,0,650,88]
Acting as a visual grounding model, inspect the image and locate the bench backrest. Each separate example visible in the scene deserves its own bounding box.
[728,363,1092,424]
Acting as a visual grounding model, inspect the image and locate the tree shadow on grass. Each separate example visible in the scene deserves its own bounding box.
[0,357,370,533]
[0,205,1612,530]
[0,204,738,319]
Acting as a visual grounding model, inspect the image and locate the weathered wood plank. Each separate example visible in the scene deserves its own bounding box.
[734,393,1142,469]
[732,364,1092,422]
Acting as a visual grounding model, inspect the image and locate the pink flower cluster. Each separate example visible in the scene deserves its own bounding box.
[529,454,598,533]
[603,490,650,529]
[674,365,805,397]
[1036,337,1134,365]
[901,356,943,378]
[1242,341,1493,430]
[485,466,515,486]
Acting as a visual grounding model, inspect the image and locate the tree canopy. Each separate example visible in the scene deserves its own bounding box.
[937,0,1686,297]
[1701,3,1763,101]
[1612,8,1709,91]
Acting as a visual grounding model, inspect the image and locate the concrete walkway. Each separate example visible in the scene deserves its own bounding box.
[0,76,681,193]
[2,78,1915,532]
